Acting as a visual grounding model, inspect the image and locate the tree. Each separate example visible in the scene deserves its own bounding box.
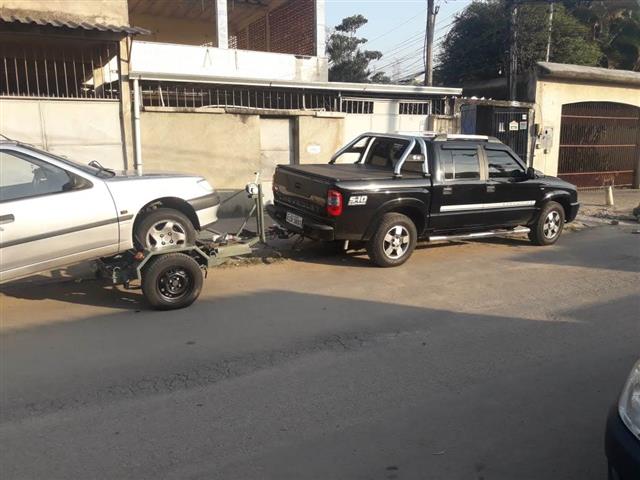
[327,15,387,83]
[566,0,639,70]
[436,1,603,86]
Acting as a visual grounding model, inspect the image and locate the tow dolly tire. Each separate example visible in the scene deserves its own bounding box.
[366,213,417,267]
[141,253,203,310]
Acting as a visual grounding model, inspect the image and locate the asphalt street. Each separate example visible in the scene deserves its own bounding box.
[1,225,638,479]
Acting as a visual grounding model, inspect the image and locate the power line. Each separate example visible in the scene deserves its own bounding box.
[365,11,425,46]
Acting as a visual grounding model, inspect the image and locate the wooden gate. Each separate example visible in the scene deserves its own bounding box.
[558,102,640,188]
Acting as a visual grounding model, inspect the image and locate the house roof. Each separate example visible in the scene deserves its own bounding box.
[537,62,640,87]
[0,10,150,35]
[130,71,463,97]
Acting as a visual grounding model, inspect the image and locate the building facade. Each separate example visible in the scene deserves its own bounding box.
[1,0,461,213]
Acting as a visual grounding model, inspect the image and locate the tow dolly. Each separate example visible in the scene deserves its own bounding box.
[97,177,274,310]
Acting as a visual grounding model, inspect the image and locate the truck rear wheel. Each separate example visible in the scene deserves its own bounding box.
[366,213,417,267]
[142,253,203,310]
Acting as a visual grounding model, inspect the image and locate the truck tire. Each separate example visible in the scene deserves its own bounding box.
[135,208,196,251]
[142,253,203,310]
[366,213,417,267]
[528,201,565,246]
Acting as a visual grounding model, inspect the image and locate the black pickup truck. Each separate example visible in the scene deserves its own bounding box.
[267,132,580,267]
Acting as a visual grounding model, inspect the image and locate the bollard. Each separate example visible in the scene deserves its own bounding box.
[605,186,614,207]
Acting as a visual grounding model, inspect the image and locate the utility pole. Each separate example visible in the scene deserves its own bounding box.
[424,0,439,86]
[507,0,518,100]
[545,1,554,62]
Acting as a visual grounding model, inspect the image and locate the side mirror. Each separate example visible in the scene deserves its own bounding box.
[526,167,536,180]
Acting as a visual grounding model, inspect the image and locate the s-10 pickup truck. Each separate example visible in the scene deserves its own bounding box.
[267,132,580,267]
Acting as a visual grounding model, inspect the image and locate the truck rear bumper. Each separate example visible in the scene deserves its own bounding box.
[266,204,335,241]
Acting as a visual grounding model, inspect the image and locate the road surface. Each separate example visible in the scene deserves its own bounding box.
[1,225,638,479]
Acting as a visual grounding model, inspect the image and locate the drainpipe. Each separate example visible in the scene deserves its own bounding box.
[132,77,143,175]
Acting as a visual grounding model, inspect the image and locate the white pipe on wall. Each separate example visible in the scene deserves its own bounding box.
[132,77,143,175]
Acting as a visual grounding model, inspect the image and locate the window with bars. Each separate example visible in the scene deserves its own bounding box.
[0,35,120,100]
[399,102,431,115]
[340,99,374,114]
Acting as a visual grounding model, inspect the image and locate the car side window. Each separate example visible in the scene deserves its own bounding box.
[0,150,74,202]
[451,148,480,180]
[487,149,526,179]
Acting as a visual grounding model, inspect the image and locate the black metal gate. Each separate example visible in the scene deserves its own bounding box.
[558,102,640,188]
[460,104,531,163]
[490,109,530,163]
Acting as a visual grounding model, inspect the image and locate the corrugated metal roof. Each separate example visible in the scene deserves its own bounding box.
[0,12,149,35]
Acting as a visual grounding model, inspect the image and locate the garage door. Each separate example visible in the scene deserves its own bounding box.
[558,102,640,187]
[259,117,294,203]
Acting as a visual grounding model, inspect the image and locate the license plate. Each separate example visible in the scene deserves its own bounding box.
[286,211,303,228]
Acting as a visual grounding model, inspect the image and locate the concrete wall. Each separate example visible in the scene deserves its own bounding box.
[138,109,345,215]
[128,13,214,45]
[296,114,344,164]
[130,41,328,83]
[0,0,129,26]
[532,79,640,176]
[0,98,125,170]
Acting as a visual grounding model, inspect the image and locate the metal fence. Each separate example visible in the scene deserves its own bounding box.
[558,102,640,188]
[0,34,120,100]
[139,81,449,116]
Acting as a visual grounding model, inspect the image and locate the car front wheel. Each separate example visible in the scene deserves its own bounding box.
[366,213,417,267]
[135,208,196,251]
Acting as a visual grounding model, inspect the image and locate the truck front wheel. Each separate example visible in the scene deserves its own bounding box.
[142,253,203,310]
[528,201,565,246]
[366,213,417,267]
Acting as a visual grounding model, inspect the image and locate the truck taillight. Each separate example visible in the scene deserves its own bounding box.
[327,189,343,216]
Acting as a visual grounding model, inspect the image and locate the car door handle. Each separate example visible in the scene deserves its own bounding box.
[0,214,15,225]
[486,185,496,193]
[443,186,453,195]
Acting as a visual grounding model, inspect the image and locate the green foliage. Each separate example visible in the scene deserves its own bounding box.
[435,0,618,86]
[567,0,640,70]
[327,15,386,83]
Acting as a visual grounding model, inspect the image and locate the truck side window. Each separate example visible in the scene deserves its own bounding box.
[440,150,454,180]
[452,149,480,180]
[487,149,526,179]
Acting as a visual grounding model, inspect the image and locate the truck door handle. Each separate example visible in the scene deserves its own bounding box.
[486,185,496,193]
[443,186,453,195]
[0,214,15,225]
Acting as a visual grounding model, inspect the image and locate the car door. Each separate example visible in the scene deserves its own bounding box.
[483,145,540,227]
[429,143,490,232]
[0,148,120,283]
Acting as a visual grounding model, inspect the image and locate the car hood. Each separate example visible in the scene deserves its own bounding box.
[105,170,203,181]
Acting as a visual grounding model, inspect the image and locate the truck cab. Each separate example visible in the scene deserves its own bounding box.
[268,132,580,267]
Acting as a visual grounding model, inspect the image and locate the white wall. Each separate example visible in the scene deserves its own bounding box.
[130,41,328,83]
[342,100,427,144]
[0,99,125,170]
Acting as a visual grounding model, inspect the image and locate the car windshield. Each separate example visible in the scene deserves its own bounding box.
[22,145,114,178]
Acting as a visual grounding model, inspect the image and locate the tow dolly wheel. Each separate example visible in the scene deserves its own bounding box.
[141,253,203,310]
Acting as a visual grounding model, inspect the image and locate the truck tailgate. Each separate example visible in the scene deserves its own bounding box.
[273,166,331,217]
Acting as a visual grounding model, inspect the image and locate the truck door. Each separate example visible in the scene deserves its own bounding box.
[483,145,539,227]
[429,144,489,231]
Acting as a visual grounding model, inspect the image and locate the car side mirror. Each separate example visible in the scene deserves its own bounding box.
[526,167,536,180]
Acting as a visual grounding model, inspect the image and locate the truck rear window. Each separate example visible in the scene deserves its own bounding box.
[365,138,409,169]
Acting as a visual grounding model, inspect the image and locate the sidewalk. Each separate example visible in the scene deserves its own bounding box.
[576,189,640,223]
